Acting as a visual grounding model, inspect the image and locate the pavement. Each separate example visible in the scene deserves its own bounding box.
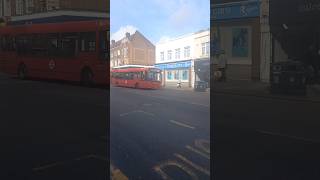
[0,73,108,180]
[213,80,320,179]
[110,85,210,179]
[213,80,320,102]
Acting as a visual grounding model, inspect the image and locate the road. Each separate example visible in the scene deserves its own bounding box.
[213,92,320,180]
[0,73,108,180]
[110,86,211,180]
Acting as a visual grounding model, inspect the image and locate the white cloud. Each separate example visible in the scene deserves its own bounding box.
[169,3,193,28]
[111,25,138,41]
[157,36,172,44]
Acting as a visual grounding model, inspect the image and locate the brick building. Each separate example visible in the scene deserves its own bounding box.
[0,0,108,17]
[110,31,155,68]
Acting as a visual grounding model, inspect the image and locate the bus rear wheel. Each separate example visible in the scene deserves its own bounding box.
[18,64,27,80]
[81,69,94,86]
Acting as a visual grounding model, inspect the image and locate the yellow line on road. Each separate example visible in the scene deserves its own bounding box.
[111,164,129,180]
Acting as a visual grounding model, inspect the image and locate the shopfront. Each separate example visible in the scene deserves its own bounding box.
[155,60,192,87]
[194,58,210,86]
[212,0,261,81]
[270,0,320,76]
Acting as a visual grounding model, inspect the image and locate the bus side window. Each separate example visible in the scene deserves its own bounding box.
[60,33,78,58]
[3,36,16,52]
[31,34,48,57]
[141,72,145,80]
[80,32,96,52]
[16,35,32,56]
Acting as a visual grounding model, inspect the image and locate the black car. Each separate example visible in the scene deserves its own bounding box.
[270,61,307,95]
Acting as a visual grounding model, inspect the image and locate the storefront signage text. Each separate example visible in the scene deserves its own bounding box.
[212,1,260,20]
[298,0,320,12]
[155,61,192,70]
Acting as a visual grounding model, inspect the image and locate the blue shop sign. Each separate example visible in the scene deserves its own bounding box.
[155,60,192,70]
[212,0,260,20]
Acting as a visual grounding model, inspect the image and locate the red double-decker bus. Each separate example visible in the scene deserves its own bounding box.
[0,20,109,86]
[111,65,162,89]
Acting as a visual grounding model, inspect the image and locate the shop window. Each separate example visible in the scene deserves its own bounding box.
[167,71,172,80]
[182,70,188,80]
[232,28,249,57]
[174,70,179,80]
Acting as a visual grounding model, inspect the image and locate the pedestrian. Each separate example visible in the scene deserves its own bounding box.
[217,50,227,81]
[177,79,182,88]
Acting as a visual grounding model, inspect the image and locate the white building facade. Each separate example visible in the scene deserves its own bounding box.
[155,29,210,88]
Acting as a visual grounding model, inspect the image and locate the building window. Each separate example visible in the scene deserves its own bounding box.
[175,48,180,59]
[182,70,188,80]
[167,50,172,60]
[202,42,210,56]
[184,46,190,58]
[124,47,128,58]
[111,52,113,58]
[167,71,172,80]
[160,51,164,61]
[118,49,120,56]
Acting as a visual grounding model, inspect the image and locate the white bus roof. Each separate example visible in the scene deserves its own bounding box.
[112,65,156,69]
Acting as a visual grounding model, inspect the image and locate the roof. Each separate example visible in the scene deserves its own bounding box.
[156,29,209,45]
[112,65,156,69]
[110,30,154,48]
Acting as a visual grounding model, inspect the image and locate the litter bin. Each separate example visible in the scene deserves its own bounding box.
[194,81,207,92]
[270,61,307,95]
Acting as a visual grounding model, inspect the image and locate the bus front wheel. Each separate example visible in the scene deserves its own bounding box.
[81,69,94,86]
[134,83,139,89]
[18,64,27,80]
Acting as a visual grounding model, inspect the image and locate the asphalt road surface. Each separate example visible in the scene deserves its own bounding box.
[213,92,320,180]
[110,86,210,180]
[0,73,108,180]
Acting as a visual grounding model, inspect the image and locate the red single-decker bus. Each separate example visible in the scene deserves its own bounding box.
[111,65,162,89]
[0,20,109,86]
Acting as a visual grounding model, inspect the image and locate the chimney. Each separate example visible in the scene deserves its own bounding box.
[125,32,130,38]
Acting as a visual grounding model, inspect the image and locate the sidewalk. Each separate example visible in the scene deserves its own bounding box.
[162,84,210,93]
[213,80,320,102]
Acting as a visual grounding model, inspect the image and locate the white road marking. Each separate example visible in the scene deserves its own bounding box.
[186,145,210,160]
[119,90,210,108]
[154,160,199,180]
[194,139,210,154]
[120,110,155,117]
[170,120,195,129]
[174,153,210,176]
[33,162,64,172]
[257,130,320,143]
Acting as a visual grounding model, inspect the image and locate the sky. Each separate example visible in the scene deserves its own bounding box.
[110,0,210,45]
